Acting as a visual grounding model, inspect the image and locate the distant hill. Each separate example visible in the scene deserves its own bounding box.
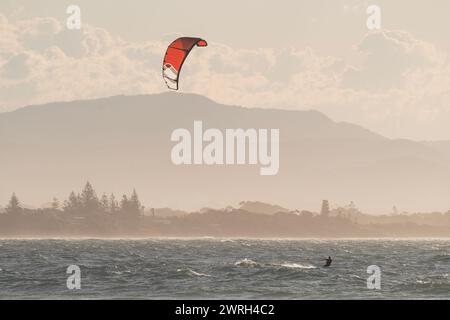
[238,201,290,215]
[1,92,450,212]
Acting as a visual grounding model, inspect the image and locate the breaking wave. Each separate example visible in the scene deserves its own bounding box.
[234,259,316,270]
[177,268,211,277]
[234,258,261,267]
[277,263,316,269]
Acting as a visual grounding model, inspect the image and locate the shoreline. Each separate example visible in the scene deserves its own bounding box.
[1,236,450,241]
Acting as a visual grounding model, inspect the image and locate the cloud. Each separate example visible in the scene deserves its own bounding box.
[1,14,450,140]
[0,14,164,110]
[342,30,445,90]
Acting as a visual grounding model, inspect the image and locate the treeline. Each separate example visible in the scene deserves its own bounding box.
[2,185,450,237]
[3,181,143,217]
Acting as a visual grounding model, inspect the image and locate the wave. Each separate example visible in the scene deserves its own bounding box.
[414,279,450,289]
[432,254,450,261]
[277,263,317,269]
[176,268,211,277]
[234,258,316,270]
[220,239,236,243]
[234,258,261,267]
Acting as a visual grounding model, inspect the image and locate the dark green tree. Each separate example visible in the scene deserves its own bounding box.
[120,195,129,213]
[6,193,22,214]
[110,193,119,213]
[129,189,142,216]
[63,191,80,212]
[100,193,109,212]
[80,181,99,212]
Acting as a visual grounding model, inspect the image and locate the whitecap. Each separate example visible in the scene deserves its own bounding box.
[234,258,260,267]
[278,263,316,269]
[415,279,431,285]
[220,239,235,243]
[177,268,211,277]
[187,269,211,277]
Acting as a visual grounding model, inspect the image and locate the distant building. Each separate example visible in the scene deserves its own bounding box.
[320,200,330,217]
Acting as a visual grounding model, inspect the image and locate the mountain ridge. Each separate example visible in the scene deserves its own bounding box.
[1,93,449,212]
[1,92,382,139]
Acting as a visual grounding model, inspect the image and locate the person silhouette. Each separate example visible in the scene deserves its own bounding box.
[324,256,332,267]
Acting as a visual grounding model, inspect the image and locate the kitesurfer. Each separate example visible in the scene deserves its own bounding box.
[324,256,332,267]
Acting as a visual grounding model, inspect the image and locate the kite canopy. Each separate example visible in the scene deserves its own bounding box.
[162,37,208,90]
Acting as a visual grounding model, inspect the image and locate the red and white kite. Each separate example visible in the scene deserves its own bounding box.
[162,37,208,90]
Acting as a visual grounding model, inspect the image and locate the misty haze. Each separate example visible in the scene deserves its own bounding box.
[1,0,450,302]
[1,93,450,215]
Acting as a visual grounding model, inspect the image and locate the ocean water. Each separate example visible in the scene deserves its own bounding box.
[0,239,449,299]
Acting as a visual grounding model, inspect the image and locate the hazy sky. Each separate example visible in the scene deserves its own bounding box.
[1,0,450,140]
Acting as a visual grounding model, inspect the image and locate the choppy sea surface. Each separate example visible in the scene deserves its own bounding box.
[0,239,449,299]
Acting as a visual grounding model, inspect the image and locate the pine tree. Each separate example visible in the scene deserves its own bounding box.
[64,191,80,212]
[110,193,118,213]
[100,193,109,212]
[80,181,99,212]
[120,195,129,213]
[6,193,22,214]
[129,189,142,216]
